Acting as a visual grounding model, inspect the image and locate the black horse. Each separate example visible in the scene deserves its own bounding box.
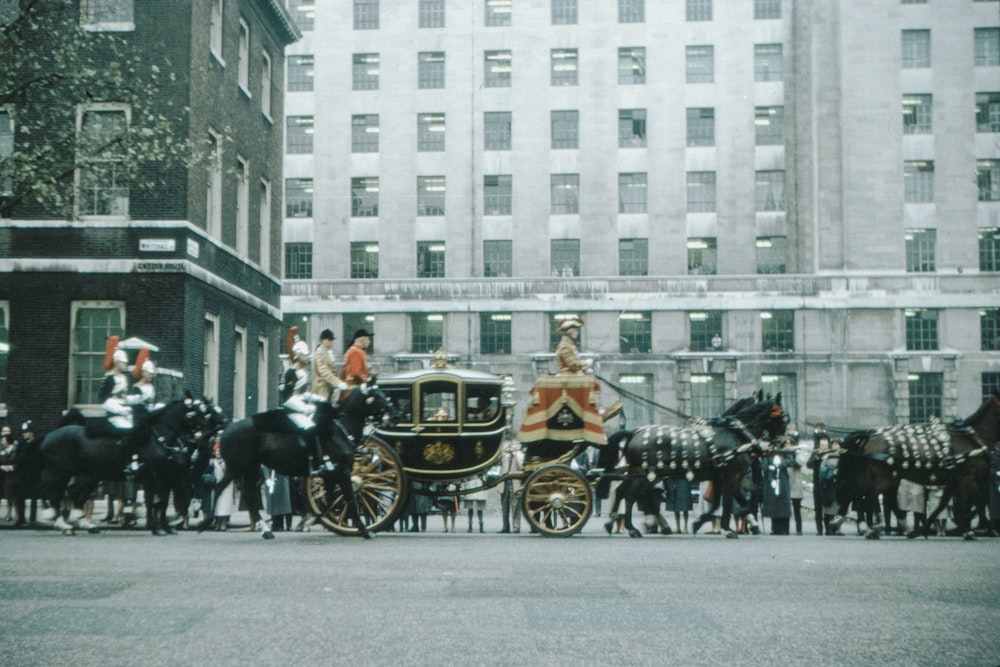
[201,380,400,539]
[599,392,787,538]
[830,391,998,540]
[36,394,216,535]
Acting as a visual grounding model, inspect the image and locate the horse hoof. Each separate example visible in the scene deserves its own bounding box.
[724,530,738,539]
[603,521,613,536]
[628,529,642,538]
[262,531,275,540]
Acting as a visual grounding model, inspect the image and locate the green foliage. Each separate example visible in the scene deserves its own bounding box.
[0,0,204,219]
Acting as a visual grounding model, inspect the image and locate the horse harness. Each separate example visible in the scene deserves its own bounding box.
[637,416,761,483]
[877,418,988,481]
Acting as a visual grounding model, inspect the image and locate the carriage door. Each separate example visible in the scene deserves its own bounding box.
[419,380,459,424]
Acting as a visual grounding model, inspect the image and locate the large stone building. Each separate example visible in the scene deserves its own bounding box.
[0,0,299,431]
[279,0,999,431]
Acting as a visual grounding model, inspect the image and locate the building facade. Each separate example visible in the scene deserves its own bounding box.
[0,0,299,431]
[279,0,999,431]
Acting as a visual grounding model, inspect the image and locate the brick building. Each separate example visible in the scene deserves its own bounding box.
[0,0,299,431]
[279,0,999,431]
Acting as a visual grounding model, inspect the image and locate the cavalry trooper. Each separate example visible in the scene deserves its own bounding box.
[127,348,161,412]
[280,326,316,429]
[99,336,133,430]
[555,318,592,375]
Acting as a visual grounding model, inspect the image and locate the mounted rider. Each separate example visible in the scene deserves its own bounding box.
[279,326,317,430]
[99,336,133,430]
[555,318,592,375]
[339,328,373,396]
[311,328,343,405]
[127,348,161,413]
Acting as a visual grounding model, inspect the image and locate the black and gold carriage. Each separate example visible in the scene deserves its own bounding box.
[304,356,617,537]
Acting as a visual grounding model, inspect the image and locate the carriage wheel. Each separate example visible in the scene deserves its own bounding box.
[521,464,592,537]
[305,434,407,536]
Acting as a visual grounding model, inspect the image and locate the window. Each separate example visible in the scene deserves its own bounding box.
[908,373,942,423]
[619,0,644,23]
[417,176,445,216]
[687,107,715,146]
[904,161,934,203]
[905,228,936,272]
[77,106,129,217]
[261,50,272,118]
[204,314,220,401]
[419,0,444,28]
[761,311,794,352]
[688,237,717,275]
[412,314,444,354]
[344,315,376,353]
[975,28,1000,67]
[417,241,446,278]
[980,228,1000,271]
[286,116,313,154]
[484,112,512,150]
[618,47,646,84]
[81,0,134,27]
[480,313,512,354]
[754,0,781,19]
[619,238,648,276]
[287,0,315,31]
[259,178,271,269]
[551,239,580,277]
[686,45,714,83]
[905,308,938,351]
[619,109,646,147]
[284,242,312,279]
[689,311,722,351]
[551,110,579,149]
[976,92,1000,132]
[238,19,250,92]
[0,302,7,405]
[486,0,512,26]
[551,49,578,86]
[902,95,932,134]
[551,174,579,214]
[755,170,785,211]
[483,240,514,278]
[350,242,379,279]
[686,0,712,21]
[417,113,445,152]
[982,308,1000,351]
[288,55,315,92]
[354,0,378,29]
[236,155,249,256]
[485,50,512,87]
[285,178,313,218]
[484,240,513,277]
[232,326,247,421]
[690,374,725,419]
[620,374,654,425]
[70,302,124,405]
[552,0,577,25]
[755,106,784,145]
[419,52,445,90]
[687,172,716,212]
[754,43,782,81]
[484,175,512,215]
[351,177,379,217]
[977,159,1000,201]
[353,53,380,90]
[351,114,379,153]
[761,374,797,421]
[210,0,223,59]
[0,110,11,194]
[550,313,584,351]
[983,373,1000,404]
[619,312,651,353]
[902,30,930,68]
[619,173,647,213]
[756,236,788,274]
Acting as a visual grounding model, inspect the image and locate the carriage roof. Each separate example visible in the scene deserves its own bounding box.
[379,366,506,386]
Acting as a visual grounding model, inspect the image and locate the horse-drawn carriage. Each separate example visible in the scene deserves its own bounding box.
[303,356,615,537]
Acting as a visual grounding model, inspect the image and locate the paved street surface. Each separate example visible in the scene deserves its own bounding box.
[1,510,998,667]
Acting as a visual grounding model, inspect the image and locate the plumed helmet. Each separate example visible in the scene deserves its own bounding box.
[557,317,584,334]
[103,335,122,371]
[292,338,310,361]
[142,359,156,375]
[132,348,150,378]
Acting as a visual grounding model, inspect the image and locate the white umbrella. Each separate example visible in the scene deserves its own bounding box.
[118,336,160,352]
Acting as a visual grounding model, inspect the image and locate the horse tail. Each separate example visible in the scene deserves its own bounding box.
[842,430,873,454]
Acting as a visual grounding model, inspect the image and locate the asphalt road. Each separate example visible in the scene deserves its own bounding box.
[1,513,999,667]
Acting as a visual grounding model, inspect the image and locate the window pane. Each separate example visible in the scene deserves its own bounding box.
[619,172,647,213]
[981,308,1000,351]
[687,107,715,146]
[686,0,712,21]
[687,237,717,275]
[977,159,1000,202]
[908,373,942,423]
[551,110,579,149]
[620,374,654,424]
[754,43,782,81]
[552,0,577,25]
[286,115,314,153]
[480,313,512,354]
[485,0,512,27]
[551,48,578,86]
[905,308,938,351]
[980,228,1000,272]
[902,94,931,134]
[902,30,930,68]
[354,0,379,30]
[484,175,512,215]
[620,311,651,353]
[417,113,445,152]
[689,311,722,351]
[351,114,379,153]
[484,240,512,277]
[485,50,512,87]
[417,176,446,216]
[284,242,312,279]
[72,306,123,405]
[975,92,1000,133]
[353,53,379,90]
[761,311,794,352]
[905,228,936,272]
[974,28,999,67]
[618,109,646,148]
[418,51,445,89]
[351,177,379,217]
[412,314,444,353]
[686,171,716,212]
[687,45,714,83]
[690,374,724,418]
[419,0,445,28]
[287,0,315,31]
[551,174,579,214]
[484,111,512,150]
[756,236,787,274]
[287,55,314,92]
[417,241,446,278]
[755,170,785,211]
[551,239,580,277]
[285,177,313,217]
[618,47,645,84]
[618,238,648,276]
[619,0,644,23]
[755,106,784,145]
[754,0,780,20]
[904,161,934,203]
[350,242,379,279]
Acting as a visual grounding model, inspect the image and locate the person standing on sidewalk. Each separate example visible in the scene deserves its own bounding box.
[497,440,524,533]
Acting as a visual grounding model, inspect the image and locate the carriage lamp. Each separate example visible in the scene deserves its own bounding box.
[501,375,518,437]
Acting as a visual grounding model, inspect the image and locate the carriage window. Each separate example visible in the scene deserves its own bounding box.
[383,387,412,423]
[421,381,458,422]
[465,387,500,423]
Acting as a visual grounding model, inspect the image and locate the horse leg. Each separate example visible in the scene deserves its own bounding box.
[720,487,738,539]
[603,478,627,535]
[243,473,273,540]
